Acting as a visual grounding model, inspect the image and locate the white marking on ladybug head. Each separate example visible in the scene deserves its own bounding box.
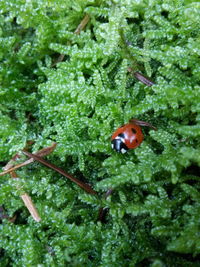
[115,136,125,142]
[121,148,127,154]
[111,143,114,149]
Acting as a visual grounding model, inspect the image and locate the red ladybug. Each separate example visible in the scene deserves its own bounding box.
[111,119,157,153]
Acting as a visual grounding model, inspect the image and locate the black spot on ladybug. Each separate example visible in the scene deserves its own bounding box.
[135,139,138,143]
[131,128,137,134]
[118,133,125,139]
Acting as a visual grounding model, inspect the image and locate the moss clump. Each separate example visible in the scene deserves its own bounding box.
[0,0,200,266]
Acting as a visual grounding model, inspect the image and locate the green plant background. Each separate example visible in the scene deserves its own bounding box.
[0,0,200,266]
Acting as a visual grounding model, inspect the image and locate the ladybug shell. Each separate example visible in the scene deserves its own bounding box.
[111,123,144,152]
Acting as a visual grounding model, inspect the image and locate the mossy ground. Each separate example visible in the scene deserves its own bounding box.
[0,0,200,266]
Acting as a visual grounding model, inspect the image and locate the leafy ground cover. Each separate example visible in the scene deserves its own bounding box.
[0,0,200,266]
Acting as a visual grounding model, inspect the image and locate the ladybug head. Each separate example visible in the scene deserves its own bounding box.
[111,136,129,154]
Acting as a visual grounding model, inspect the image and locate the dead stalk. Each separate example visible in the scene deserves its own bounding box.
[127,68,155,86]
[10,170,41,222]
[74,14,90,35]
[53,14,90,65]
[22,150,97,195]
[0,143,57,176]
[20,193,41,222]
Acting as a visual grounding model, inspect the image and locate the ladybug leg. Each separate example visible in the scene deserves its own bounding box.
[129,119,157,131]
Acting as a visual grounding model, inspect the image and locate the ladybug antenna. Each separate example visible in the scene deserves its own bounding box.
[129,119,157,131]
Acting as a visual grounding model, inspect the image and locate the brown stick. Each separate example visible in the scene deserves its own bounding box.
[0,143,57,176]
[22,151,97,195]
[20,194,41,222]
[3,141,35,171]
[134,71,155,86]
[10,171,41,222]
[53,14,90,65]
[127,68,155,86]
[1,159,36,176]
[129,119,157,131]
[74,14,90,35]
[3,154,21,171]
[1,141,42,223]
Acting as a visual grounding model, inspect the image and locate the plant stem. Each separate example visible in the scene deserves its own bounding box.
[22,150,97,195]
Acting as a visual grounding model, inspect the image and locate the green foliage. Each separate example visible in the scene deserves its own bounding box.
[0,0,200,266]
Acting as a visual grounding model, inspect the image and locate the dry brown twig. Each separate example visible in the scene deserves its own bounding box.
[127,67,155,86]
[53,14,90,65]
[1,142,57,222]
[22,150,97,195]
[1,141,97,222]
[10,171,41,222]
[74,14,90,35]
[1,142,57,176]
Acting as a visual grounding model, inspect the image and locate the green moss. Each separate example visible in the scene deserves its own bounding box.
[0,0,200,266]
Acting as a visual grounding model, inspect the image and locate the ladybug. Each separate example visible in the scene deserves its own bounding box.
[111,119,157,153]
